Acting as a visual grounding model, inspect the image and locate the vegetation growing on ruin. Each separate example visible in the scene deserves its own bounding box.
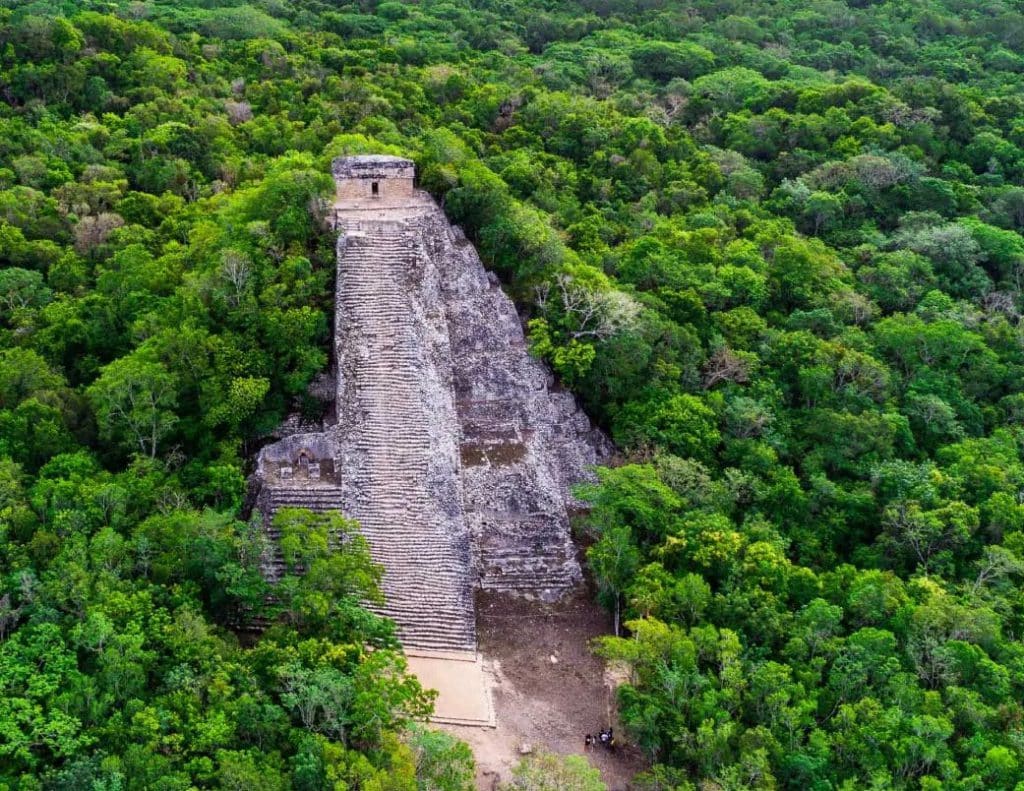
[3,0,1024,787]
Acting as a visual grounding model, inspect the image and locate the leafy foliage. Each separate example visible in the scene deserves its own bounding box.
[3,0,1024,787]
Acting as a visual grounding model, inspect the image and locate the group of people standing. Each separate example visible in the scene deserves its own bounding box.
[584,728,616,752]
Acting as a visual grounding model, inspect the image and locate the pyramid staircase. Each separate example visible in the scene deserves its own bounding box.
[332,225,475,652]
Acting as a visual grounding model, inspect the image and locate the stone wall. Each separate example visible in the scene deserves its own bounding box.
[332,154,415,204]
[424,213,610,595]
[335,176,414,203]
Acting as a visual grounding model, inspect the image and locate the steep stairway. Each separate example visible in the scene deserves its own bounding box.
[260,485,346,581]
[334,226,476,652]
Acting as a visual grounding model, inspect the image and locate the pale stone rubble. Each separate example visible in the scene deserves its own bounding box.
[254,156,609,652]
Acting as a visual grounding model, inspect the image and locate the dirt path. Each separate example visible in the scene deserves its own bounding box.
[439,590,646,790]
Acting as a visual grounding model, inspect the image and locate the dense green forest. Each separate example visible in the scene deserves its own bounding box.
[3,0,1024,787]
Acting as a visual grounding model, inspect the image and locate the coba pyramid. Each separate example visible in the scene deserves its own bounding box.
[254,156,609,652]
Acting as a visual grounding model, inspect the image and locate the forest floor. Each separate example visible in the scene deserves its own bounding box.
[439,589,646,791]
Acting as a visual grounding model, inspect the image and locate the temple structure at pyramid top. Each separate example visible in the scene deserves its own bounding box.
[332,155,415,203]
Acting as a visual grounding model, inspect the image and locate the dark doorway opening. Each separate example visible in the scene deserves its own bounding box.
[371,181,379,197]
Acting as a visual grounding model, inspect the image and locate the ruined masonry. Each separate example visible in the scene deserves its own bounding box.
[255,156,609,653]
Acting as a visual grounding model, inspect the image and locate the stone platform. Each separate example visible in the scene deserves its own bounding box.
[406,650,496,727]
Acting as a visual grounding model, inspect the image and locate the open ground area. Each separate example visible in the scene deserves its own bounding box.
[439,590,646,791]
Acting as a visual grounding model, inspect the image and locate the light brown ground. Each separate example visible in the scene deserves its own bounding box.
[406,649,495,726]
[438,590,646,791]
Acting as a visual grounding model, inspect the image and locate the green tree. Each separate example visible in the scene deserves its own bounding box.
[588,525,641,635]
[613,393,720,460]
[504,751,606,791]
[405,724,476,791]
[86,352,178,459]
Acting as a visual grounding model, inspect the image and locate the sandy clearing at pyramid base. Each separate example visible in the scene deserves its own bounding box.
[433,591,646,791]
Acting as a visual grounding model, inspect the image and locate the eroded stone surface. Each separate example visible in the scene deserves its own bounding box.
[254,160,609,651]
